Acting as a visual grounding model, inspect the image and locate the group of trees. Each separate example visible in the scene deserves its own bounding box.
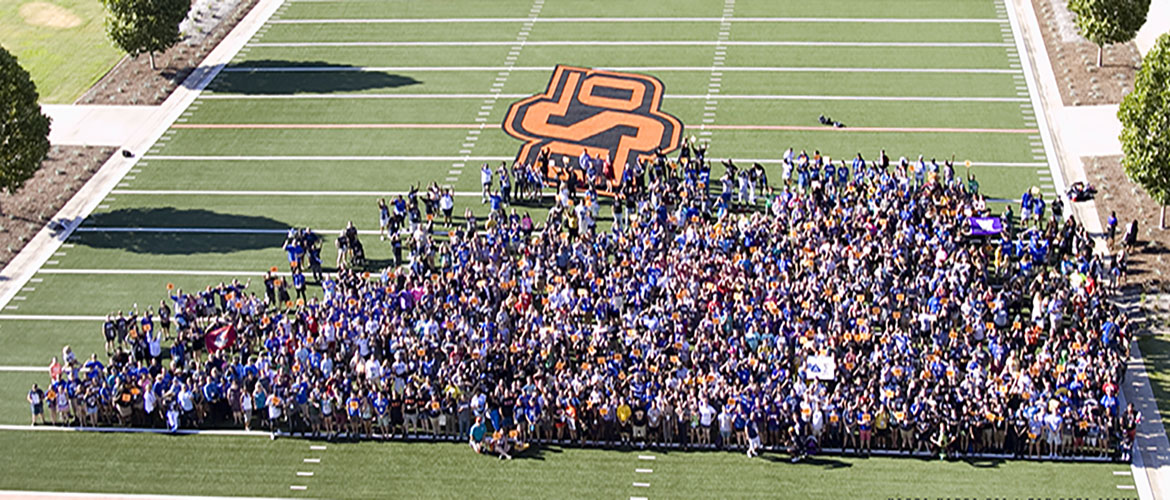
[1066,0,1169,228]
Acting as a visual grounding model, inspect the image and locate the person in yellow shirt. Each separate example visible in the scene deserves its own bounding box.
[617,401,632,445]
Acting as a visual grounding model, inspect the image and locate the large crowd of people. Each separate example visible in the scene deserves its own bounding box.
[28,145,1140,462]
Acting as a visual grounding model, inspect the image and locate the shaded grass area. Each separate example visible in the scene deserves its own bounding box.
[0,0,121,103]
[1140,333,1170,438]
[0,429,1137,499]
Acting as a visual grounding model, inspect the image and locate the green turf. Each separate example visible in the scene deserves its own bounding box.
[256,20,1008,44]
[207,69,497,95]
[0,0,122,103]
[0,429,1137,499]
[205,69,1021,102]
[234,44,1016,70]
[1140,333,1170,438]
[0,320,104,367]
[179,95,1033,130]
[0,372,47,424]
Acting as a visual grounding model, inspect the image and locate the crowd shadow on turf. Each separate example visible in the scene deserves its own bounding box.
[75,208,288,255]
[206,60,422,95]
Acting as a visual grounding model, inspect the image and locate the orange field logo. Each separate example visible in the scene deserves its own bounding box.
[502,65,682,192]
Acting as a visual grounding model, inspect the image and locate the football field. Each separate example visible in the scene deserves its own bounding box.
[0,0,1134,498]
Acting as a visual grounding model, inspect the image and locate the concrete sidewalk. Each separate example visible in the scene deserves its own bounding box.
[1014,0,1170,499]
[0,0,285,311]
[42,105,161,148]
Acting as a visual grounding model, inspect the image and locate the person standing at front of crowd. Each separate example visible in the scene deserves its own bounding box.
[377,198,391,241]
[27,384,45,425]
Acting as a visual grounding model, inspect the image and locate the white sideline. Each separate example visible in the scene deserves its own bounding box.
[0,490,296,500]
[247,40,1014,48]
[0,315,107,321]
[111,189,490,196]
[136,155,1046,168]
[0,366,47,372]
[268,16,1008,24]
[218,65,1021,74]
[142,154,515,161]
[73,227,384,235]
[36,269,281,276]
[196,92,1028,103]
[0,424,271,436]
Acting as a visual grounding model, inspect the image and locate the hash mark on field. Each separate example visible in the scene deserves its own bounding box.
[638,455,656,460]
[296,472,314,477]
[303,458,320,463]
[1117,485,1135,490]
[45,261,58,265]
[290,486,307,491]
[12,297,26,301]
[1114,471,1132,476]
[4,306,17,310]
[21,287,35,292]
[633,482,650,488]
[30,278,43,283]
[636,468,653,473]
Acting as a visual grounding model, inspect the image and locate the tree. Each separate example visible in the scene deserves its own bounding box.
[0,46,51,214]
[102,0,192,70]
[1119,32,1170,228]
[1067,0,1151,67]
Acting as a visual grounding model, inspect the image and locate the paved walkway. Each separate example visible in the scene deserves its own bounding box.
[42,105,160,147]
[1136,0,1170,56]
[1014,0,1170,499]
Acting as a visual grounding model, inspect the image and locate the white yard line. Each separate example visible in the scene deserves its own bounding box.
[248,40,1013,48]
[142,154,516,161]
[0,315,107,321]
[0,490,299,500]
[194,93,1027,102]
[218,65,1020,74]
[268,16,1006,24]
[0,366,47,372]
[0,424,272,436]
[36,269,276,276]
[111,190,493,196]
[137,155,1043,168]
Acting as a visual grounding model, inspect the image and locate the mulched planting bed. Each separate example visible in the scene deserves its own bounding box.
[0,146,115,268]
[1082,155,1170,291]
[1031,0,1142,106]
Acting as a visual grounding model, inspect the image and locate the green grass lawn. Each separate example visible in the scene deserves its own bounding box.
[1140,333,1170,437]
[0,430,1138,499]
[0,0,122,103]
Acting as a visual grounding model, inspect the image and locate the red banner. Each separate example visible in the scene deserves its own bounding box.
[205,325,237,353]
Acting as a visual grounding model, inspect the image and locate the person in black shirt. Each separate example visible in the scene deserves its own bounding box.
[102,315,117,355]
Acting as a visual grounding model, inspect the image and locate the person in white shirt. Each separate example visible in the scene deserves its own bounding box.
[480,164,493,203]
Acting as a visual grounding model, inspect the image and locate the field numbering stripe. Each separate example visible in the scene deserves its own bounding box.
[217,66,1021,75]
[268,16,1009,24]
[247,40,1013,48]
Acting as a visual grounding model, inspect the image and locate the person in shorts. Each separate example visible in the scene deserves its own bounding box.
[27,384,45,425]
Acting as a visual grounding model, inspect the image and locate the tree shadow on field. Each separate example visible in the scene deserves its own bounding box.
[74,208,289,255]
[760,453,852,469]
[206,60,422,94]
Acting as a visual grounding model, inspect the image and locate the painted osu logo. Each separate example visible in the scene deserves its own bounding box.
[502,65,682,192]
